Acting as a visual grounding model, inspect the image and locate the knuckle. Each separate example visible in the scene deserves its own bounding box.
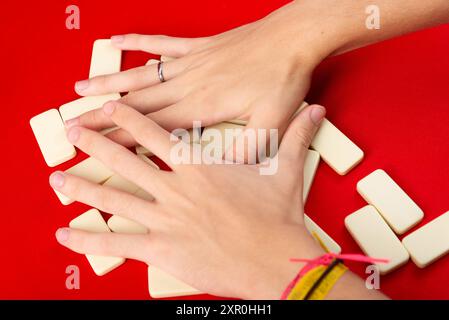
[136,66,150,83]
[78,129,95,151]
[94,75,108,88]
[91,234,114,256]
[73,233,88,253]
[97,75,117,91]
[294,128,312,150]
[155,34,168,41]
[103,76,115,89]
[179,39,193,55]
[81,110,94,125]
[64,176,82,198]
[114,103,129,120]
[88,109,101,126]
[100,234,115,252]
[192,87,214,107]
[190,37,210,52]
[109,149,128,170]
[133,121,150,139]
[109,105,129,127]
[136,34,149,47]
[98,187,119,213]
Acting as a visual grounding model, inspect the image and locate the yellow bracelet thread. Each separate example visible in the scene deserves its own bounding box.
[287,263,348,300]
[287,265,327,300]
[311,231,330,252]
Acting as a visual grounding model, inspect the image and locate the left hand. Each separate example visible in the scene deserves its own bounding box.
[69,1,331,149]
[51,100,326,299]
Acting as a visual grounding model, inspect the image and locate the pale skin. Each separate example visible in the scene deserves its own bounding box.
[53,102,383,300]
[53,0,449,299]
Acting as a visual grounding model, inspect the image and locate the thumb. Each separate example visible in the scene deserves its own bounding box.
[278,104,326,166]
[224,105,293,164]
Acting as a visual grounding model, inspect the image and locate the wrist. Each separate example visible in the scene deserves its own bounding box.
[270,0,364,67]
[326,270,388,300]
[238,227,325,300]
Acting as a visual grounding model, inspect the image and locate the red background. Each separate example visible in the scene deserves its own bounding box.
[1,0,448,299]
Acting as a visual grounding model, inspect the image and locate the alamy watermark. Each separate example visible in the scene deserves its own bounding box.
[169,122,279,175]
[365,5,381,30]
[365,265,381,290]
[65,265,80,290]
[66,5,80,30]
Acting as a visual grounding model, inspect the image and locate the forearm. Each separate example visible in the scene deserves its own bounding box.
[241,229,388,300]
[266,0,449,66]
[326,270,388,300]
[315,0,449,56]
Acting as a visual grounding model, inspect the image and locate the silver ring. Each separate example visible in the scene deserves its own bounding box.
[157,61,166,83]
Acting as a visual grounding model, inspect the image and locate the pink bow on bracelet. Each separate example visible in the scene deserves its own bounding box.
[290,252,389,276]
[280,253,389,300]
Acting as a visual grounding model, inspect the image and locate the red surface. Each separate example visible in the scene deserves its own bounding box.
[1,0,448,299]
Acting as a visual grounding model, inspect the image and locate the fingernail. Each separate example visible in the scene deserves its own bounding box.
[65,117,80,128]
[310,105,326,126]
[103,101,116,115]
[67,127,81,144]
[55,228,70,243]
[75,80,89,92]
[49,171,65,188]
[111,35,124,43]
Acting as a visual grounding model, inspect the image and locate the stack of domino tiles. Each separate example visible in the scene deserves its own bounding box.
[202,101,366,255]
[30,39,125,277]
[345,169,449,273]
[30,39,122,168]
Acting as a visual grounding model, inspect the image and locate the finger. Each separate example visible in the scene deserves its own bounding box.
[110,33,207,56]
[76,81,184,131]
[49,171,161,228]
[278,104,326,168]
[148,99,210,131]
[75,61,184,96]
[55,227,154,264]
[120,77,190,112]
[104,128,136,148]
[82,101,205,148]
[224,103,292,164]
[103,101,182,166]
[65,125,166,196]
[80,97,212,148]
[107,101,275,157]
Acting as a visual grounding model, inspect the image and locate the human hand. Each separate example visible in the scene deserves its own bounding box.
[69,0,449,152]
[51,101,327,299]
[70,1,332,149]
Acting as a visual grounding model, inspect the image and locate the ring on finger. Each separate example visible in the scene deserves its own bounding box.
[157,61,166,83]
